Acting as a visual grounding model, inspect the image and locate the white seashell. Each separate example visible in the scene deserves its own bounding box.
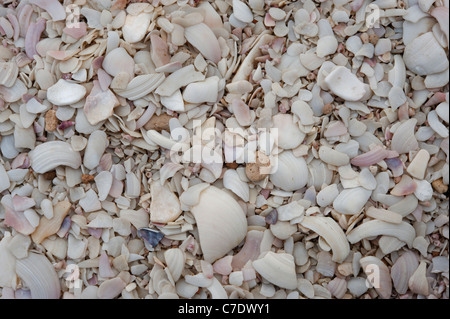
[360,256,392,299]
[347,220,416,247]
[316,251,336,277]
[187,185,247,263]
[0,162,11,193]
[184,23,221,64]
[176,279,198,298]
[97,277,126,299]
[40,198,54,219]
[164,248,185,282]
[317,36,338,58]
[412,236,429,257]
[102,48,135,78]
[155,65,204,97]
[83,131,108,170]
[319,146,350,167]
[232,0,253,24]
[425,68,449,88]
[316,184,339,207]
[391,250,419,294]
[122,13,151,43]
[297,278,314,298]
[307,160,333,190]
[24,209,40,228]
[84,82,120,125]
[272,114,305,149]
[79,189,101,213]
[223,169,249,202]
[413,179,433,201]
[333,187,372,215]
[388,194,418,217]
[366,207,402,224]
[324,66,367,101]
[0,79,27,102]
[252,251,297,290]
[293,242,308,266]
[87,212,113,228]
[114,73,165,101]
[95,171,113,202]
[46,79,86,106]
[347,277,368,297]
[277,201,305,222]
[184,273,213,288]
[375,38,391,56]
[14,126,35,150]
[125,172,140,199]
[160,90,185,112]
[301,216,350,263]
[26,98,48,114]
[431,256,449,274]
[391,118,419,154]
[408,261,430,296]
[291,100,315,126]
[406,149,430,180]
[327,277,347,299]
[231,99,254,126]
[435,102,449,123]
[0,61,19,87]
[183,76,219,104]
[270,221,297,240]
[403,32,449,75]
[29,141,82,174]
[150,181,181,224]
[428,110,449,138]
[270,151,308,192]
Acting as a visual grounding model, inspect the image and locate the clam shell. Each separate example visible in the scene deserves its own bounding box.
[272,114,305,149]
[46,79,86,106]
[270,151,308,192]
[184,23,221,64]
[252,251,297,290]
[102,47,135,78]
[164,248,185,282]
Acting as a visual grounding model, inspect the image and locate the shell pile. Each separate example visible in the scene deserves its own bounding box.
[0,0,448,300]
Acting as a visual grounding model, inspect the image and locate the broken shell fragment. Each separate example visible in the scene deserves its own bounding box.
[324,66,367,101]
[46,79,86,106]
[29,141,82,174]
[252,252,297,290]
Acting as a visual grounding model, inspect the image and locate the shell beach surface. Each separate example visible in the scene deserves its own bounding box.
[0,0,448,300]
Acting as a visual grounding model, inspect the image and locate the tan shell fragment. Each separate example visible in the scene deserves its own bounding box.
[31,201,71,244]
[150,181,181,224]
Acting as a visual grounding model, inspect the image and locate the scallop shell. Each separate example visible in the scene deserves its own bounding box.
[164,248,185,282]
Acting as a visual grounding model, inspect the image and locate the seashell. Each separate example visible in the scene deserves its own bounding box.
[316,251,336,277]
[0,61,19,88]
[359,256,392,299]
[347,220,416,247]
[97,277,126,299]
[40,199,54,219]
[391,119,419,154]
[0,79,27,103]
[297,278,314,298]
[388,194,418,217]
[183,76,220,104]
[25,98,48,114]
[160,90,185,112]
[272,114,305,149]
[324,66,367,101]
[0,163,11,193]
[83,130,108,170]
[31,201,71,244]
[184,273,213,288]
[408,261,430,296]
[333,187,372,215]
[46,79,86,106]
[347,277,368,297]
[87,212,113,228]
[270,151,308,192]
[176,279,198,298]
[391,175,417,196]
[29,0,65,21]
[307,159,333,190]
[79,189,101,213]
[29,141,82,174]
[316,184,339,207]
[231,99,254,127]
[252,251,297,290]
[164,248,185,282]
[150,33,170,68]
[428,110,449,138]
[270,221,297,240]
[232,0,253,24]
[277,201,305,222]
[300,216,350,263]
[430,6,449,46]
[366,206,402,224]
[155,65,204,97]
[406,149,430,180]
[102,48,135,78]
[184,185,247,263]
[425,68,449,89]
[404,32,449,75]
[184,23,221,64]
[327,277,347,299]
[114,73,165,101]
[431,256,449,274]
[84,82,120,125]
[223,169,249,202]
[125,172,140,199]
[319,146,350,167]
[413,179,433,201]
[95,171,113,201]
[122,13,151,44]
[150,181,181,224]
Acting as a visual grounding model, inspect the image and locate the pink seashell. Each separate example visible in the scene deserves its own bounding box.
[29,0,66,21]
[384,157,404,177]
[11,153,30,169]
[97,69,112,91]
[424,92,447,107]
[12,195,36,212]
[92,56,104,71]
[98,153,113,171]
[231,230,264,270]
[99,251,115,278]
[260,188,271,199]
[231,99,252,126]
[57,121,75,130]
[264,13,276,27]
[24,18,46,59]
[63,22,87,40]
[213,256,233,276]
[351,146,397,167]
[150,33,170,68]
[324,121,348,137]
[56,216,71,238]
[430,6,449,45]
[17,5,33,38]
[4,206,35,235]
[391,175,417,196]
[87,227,103,238]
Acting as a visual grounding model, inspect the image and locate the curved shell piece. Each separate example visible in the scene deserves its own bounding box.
[223,169,250,202]
[333,187,372,215]
[189,186,247,263]
[184,23,221,64]
[46,79,87,106]
[164,248,185,282]
[300,216,350,263]
[272,114,305,149]
[347,220,416,247]
[391,119,419,154]
[324,66,366,101]
[29,141,82,173]
[252,251,297,290]
[270,151,308,191]
[114,73,165,101]
[390,250,419,294]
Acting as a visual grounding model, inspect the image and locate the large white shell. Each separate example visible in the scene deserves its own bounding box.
[270,151,308,191]
[189,186,247,263]
[347,220,416,247]
[46,79,86,106]
[252,251,297,290]
[29,141,82,174]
